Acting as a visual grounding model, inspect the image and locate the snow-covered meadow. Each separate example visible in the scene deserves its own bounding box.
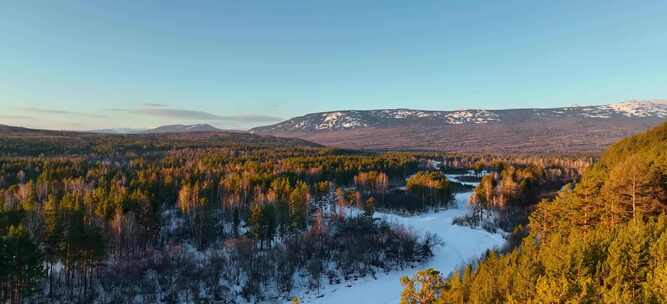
[295,191,506,303]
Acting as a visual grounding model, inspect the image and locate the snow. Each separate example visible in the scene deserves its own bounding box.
[445,174,480,187]
[392,110,417,119]
[570,100,667,119]
[294,121,307,129]
[376,109,432,119]
[581,114,611,119]
[602,100,667,118]
[316,112,344,130]
[316,112,368,130]
[445,169,487,187]
[296,191,506,304]
[306,109,500,131]
[162,209,185,233]
[444,110,499,125]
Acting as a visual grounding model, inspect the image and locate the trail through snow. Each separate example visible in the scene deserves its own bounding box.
[297,191,506,303]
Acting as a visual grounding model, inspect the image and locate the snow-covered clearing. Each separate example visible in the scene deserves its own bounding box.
[445,174,479,187]
[296,191,507,304]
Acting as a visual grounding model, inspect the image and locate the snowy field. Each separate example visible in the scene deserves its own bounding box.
[295,191,507,303]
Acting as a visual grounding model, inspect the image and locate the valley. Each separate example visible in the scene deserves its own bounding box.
[2,3,666,303]
[300,191,506,304]
[0,126,584,303]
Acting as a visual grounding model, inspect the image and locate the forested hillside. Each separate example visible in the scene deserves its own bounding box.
[0,124,320,156]
[0,127,453,303]
[400,122,667,303]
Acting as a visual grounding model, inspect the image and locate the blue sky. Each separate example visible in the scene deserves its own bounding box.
[1,1,666,130]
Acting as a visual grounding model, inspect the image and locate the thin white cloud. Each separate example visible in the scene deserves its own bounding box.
[18,107,107,118]
[0,114,32,119]
[142,103,168,107]
[111,107,283,123]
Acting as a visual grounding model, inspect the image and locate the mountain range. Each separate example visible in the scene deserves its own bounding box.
[251,100,667,153]
[7,100,665,154]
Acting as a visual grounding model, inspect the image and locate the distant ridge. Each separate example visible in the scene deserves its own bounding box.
[90,128,146,134]
[91,124,222,134]
[141,123,222,134]
[0,124,321,156]
[0,124,31,132]
[252,100,667,153]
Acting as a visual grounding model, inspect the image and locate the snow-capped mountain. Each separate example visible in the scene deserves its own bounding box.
[253,109,504,132]
[252,100,667,153]
[255,100,667,132]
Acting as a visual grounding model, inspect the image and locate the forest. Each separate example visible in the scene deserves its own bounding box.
[0,126,598,303]
[0,128,468,303]
[400,122,667,303]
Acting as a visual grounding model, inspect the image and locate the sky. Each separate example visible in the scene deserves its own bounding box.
[1,1,666,130]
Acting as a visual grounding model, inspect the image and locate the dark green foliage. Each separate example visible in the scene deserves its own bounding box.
[0,225,45,303]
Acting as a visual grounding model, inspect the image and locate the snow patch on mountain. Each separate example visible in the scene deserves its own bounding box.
[602,100,667,118]
[307,109,501,130]
[445,110,499,124]
[569,100,667,119]
[316,112,368,130]
[382,109,434,119]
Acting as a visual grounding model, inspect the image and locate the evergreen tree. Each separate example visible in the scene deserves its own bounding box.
[400,268,445,304]
[289,181,309,231]
[0,225,44,303]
